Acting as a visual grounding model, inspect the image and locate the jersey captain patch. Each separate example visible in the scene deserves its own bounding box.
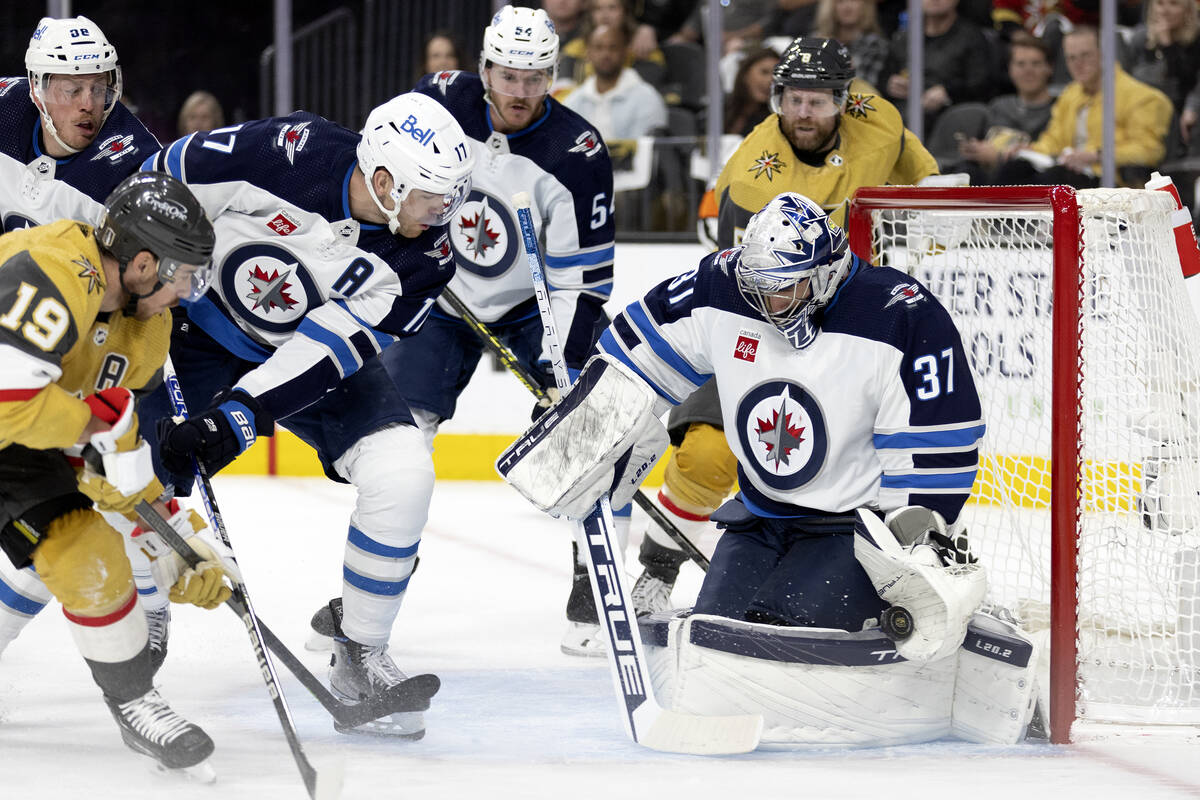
[449,188,519,278]
[736,380,828,489]
[218,243,319,333]
[749,150,786,181]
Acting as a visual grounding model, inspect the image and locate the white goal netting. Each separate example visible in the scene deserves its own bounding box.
[861,188,1200,731]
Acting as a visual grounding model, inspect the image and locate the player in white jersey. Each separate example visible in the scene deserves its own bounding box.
[321,5,619,657]
[0,16,167,663]
[500,193,1046,745]
[139,93,474,738]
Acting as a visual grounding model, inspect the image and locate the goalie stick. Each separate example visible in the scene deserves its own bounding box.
[438,286,709,571]
[157,363,438,716]
[514,193,761,754]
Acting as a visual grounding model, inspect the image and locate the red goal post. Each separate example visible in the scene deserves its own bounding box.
[847,185,1200,744]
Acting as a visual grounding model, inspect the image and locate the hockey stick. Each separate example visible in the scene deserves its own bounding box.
[132,499,338,800]
[440,286,709,570]
[513,193,761,754]
[157,365,437,710]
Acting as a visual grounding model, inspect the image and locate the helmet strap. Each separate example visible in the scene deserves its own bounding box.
[366,167,407,235]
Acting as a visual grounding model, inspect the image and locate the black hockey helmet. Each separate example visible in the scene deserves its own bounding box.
[770,37,855,113]
[97,171,215,304]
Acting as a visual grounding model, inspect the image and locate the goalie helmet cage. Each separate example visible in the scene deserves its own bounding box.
[847,185,1200,745]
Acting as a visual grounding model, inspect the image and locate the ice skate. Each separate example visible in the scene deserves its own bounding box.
[561,552,606,657]
[326,599,426,738]
[146,605,170,675]
[105,688,214,781]
[630,571,674,618]
[305,597,339,652]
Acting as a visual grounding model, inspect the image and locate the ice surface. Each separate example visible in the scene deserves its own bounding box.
[2,478,1198,799]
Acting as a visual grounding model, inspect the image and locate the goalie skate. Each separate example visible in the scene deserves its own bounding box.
[105,688,214,781]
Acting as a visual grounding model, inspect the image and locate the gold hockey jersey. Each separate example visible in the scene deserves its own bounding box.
[714,79,937,247]
[0,220,170,451]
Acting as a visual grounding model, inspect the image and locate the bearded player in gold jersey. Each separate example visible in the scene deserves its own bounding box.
[630,38,950,617]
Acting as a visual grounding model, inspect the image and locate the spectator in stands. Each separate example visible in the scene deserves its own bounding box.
[992,0,1098,39]
[562,23,669,140]
[812,0,888,90]
[543,0,587,50]
[628,0,697,59]
[955,32,1055,182]
[669,0,778,55]
[880,0,995,131]
[176,90,225,136]
[1122,0,1200,153]
[994,26,1174,189]
[724,47,780,136]
[419,30,467,76]
[558,0,666,92]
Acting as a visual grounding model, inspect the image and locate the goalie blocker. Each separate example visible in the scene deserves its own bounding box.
[497,354,669,519]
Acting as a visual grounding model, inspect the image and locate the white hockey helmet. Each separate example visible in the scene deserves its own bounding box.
[357,92,476,233]
[737,191,851,348]
[480,5,559,98]
[25,16,123,154]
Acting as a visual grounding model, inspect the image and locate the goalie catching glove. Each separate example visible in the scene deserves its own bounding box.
[854,508,986,663]
[77,387,164,516]
[497,354,669,520]
[133,499,241,609]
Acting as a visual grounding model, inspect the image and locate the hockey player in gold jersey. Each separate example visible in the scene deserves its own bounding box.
[0,172,232,777]
[630,38,940,616]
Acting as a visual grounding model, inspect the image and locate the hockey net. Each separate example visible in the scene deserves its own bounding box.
[847,186,1200,743]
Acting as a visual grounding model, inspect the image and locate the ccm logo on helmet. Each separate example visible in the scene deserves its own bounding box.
[75,54,101,61]
[400,114,434,146]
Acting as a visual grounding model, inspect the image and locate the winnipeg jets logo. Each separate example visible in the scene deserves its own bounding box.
[845,93,876,119]
[74,255,102,294]
[458,196,502,261]
[749,150,786,181]
[884,282,925,309]
[0,79,18,98]
[276,121,311,164]
[424,232,453,267]
[433,70,460,94]
[568,130,603,158]
[90,134,137,163]
[244,264,298,312]
[736,380,828,488]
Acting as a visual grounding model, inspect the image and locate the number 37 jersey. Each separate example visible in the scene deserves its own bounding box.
[142,113,456,421]
[599,252,985,523]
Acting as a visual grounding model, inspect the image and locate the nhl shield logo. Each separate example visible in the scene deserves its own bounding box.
[735,380,828,489]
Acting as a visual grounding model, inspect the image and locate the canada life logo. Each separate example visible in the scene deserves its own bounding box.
[734,331,760,362]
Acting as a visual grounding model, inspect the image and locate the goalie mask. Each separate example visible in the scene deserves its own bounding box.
[769,37,854,118]
[26,16,123,155]
[97,171,215,305]
[357,92,476,233]
[480,5,559,100]
[737,192,851,349]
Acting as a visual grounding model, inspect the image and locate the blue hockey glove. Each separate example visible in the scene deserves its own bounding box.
[158,389,273,478]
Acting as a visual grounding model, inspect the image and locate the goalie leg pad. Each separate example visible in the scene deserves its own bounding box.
[642,611,955,746]
[334,424,432,647]
[498,354,669,520]
[952,611,1044,744]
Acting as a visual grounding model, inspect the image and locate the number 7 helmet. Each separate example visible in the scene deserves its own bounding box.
[736,191,851,349]
[357,92,476,234]
[25,16,123,154]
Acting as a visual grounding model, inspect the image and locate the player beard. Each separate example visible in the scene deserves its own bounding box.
[779,113,839,158]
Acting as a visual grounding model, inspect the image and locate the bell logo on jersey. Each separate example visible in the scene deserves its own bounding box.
[734,331,760,362]
[90,134,137,163]
[275,121,311,165]
[267,210,301,236]
[884,282,926,309]
[568,130,603,158]
[735,380,828,489]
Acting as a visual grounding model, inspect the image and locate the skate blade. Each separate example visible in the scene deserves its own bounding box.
[560,622,608,658]
[153,758,217,784]
[333,710,425,739]
[305,630,333,652]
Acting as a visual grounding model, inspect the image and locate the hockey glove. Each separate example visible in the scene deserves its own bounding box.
[140,499,241,610]
[158,389,273,478]
[78,388,164,516]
